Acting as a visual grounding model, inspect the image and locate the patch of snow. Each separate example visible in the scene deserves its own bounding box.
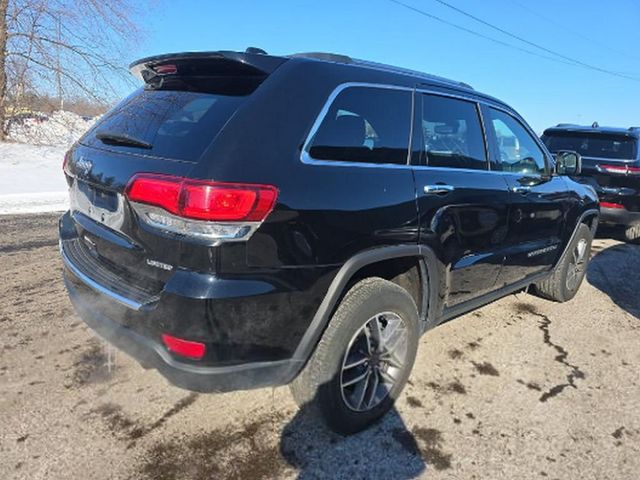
[7,110,96,148]
[0,142,69,215]
[0,191,68,215]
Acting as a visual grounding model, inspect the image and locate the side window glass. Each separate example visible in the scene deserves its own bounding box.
[421,94,487,170]
[488,108,546,175]
[307,87,412,165]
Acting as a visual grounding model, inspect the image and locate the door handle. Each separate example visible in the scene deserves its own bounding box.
[511,186,531,194]
[424,185,455,195]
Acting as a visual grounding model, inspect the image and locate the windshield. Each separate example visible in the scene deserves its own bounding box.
[81,88,245,162]
[542,132,637,160]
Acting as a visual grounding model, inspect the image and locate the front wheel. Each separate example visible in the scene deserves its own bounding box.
[289,277,420,434]
[532,223,593,302]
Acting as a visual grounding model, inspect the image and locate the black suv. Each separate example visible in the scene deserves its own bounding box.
[60,50,598,433]
[542,123,640,242]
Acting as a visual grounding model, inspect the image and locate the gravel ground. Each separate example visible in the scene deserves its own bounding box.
[1,213,639,480]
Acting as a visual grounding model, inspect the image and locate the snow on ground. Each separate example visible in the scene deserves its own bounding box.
[0,110,96,214]
[0,143,69,215]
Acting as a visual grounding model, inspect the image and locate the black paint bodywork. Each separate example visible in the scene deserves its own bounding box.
[60,51,598,392]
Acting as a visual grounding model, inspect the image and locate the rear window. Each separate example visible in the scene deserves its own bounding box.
[542,132,637,160]
[307,87,412,165]
[81,88,245,161]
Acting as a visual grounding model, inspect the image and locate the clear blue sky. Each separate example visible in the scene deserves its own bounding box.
[134,0,640,133]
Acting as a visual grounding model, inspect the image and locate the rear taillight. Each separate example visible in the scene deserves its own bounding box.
[63,150,71,174]
[125,174,278,243]
[597,164,640,175]
[601,201,625,209]
[162,334,205,360]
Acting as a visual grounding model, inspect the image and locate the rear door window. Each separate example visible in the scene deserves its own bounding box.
[419,94,487,170]
[81,88,245,162]
[542,133,637,160]
[307,87,412,165]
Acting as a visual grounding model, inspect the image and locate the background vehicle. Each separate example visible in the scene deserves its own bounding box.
[60,49,598,434]
[542,124,640,242]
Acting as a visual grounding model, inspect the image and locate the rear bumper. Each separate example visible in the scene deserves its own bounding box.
[600,206,640,226]
[64,270,302,392]
[57,209,331,392]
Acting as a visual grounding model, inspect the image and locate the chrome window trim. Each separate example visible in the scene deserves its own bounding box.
[299,81,546,176]
[483,105,553,175]
[300,82,415,169]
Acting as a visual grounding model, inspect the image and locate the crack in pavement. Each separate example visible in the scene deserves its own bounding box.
[537,313,586,402]
[516,303,586,402]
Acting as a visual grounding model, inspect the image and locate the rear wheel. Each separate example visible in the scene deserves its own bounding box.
[532,223,593,302]
[624,222,640,244]
[289,277,420,434]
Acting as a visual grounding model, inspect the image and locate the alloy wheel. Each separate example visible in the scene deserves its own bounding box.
[340,312,409,412]
[566,238,588,291]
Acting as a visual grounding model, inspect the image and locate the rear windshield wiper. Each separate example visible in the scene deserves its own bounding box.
[95,131,153,149]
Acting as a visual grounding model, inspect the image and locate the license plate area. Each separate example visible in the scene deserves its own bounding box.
[70,179,125,231]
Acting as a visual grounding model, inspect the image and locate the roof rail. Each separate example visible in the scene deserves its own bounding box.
[289,52,353,63]
[629,126,640,131]
[555,123,578,127]
[357,59,473,89]
[289,51,472,89]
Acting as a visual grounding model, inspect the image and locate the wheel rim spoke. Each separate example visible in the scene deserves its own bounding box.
[379,368,398,385]
[363,327,374,355]
[342,369,370,388]
[354,370,371,410]
[366,370,380,409]
[382,325,405,356]
[382,350,404,369]
[343,355,368,370]
[369,315,384,351]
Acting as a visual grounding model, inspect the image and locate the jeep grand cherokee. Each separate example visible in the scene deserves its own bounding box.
[60,49,598,433]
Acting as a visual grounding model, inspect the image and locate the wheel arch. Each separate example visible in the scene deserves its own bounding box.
[555,208,599,269]
[289,244,441,377]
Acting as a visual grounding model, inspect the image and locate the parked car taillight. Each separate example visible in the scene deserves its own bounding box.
[125,173,278,243]
[597,164,640,175]
[600,201,625,209]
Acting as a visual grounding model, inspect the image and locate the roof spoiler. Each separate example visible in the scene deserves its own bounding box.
[129,50,287,83]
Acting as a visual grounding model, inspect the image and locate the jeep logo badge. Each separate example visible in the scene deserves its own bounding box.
[76,156,92,175]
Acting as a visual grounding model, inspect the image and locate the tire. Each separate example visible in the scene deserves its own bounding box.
[624,222,640,244]
[289,277,420,434]
[532,223,593,302]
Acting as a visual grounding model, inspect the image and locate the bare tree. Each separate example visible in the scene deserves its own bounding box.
[0,0,9,137]
[0,0,146,139]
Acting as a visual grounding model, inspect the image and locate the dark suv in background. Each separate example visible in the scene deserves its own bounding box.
[542,124,640,242]
[60,49,598,433]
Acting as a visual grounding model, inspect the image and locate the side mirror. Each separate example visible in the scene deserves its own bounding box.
[555,150,582,175]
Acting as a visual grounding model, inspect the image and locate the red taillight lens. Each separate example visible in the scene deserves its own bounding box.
[598,164,640,175]
[601,201,625,209]
[161,334,206,360]
[126,174,182,215]
[63,150,71,174]
[125,174,278,222]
